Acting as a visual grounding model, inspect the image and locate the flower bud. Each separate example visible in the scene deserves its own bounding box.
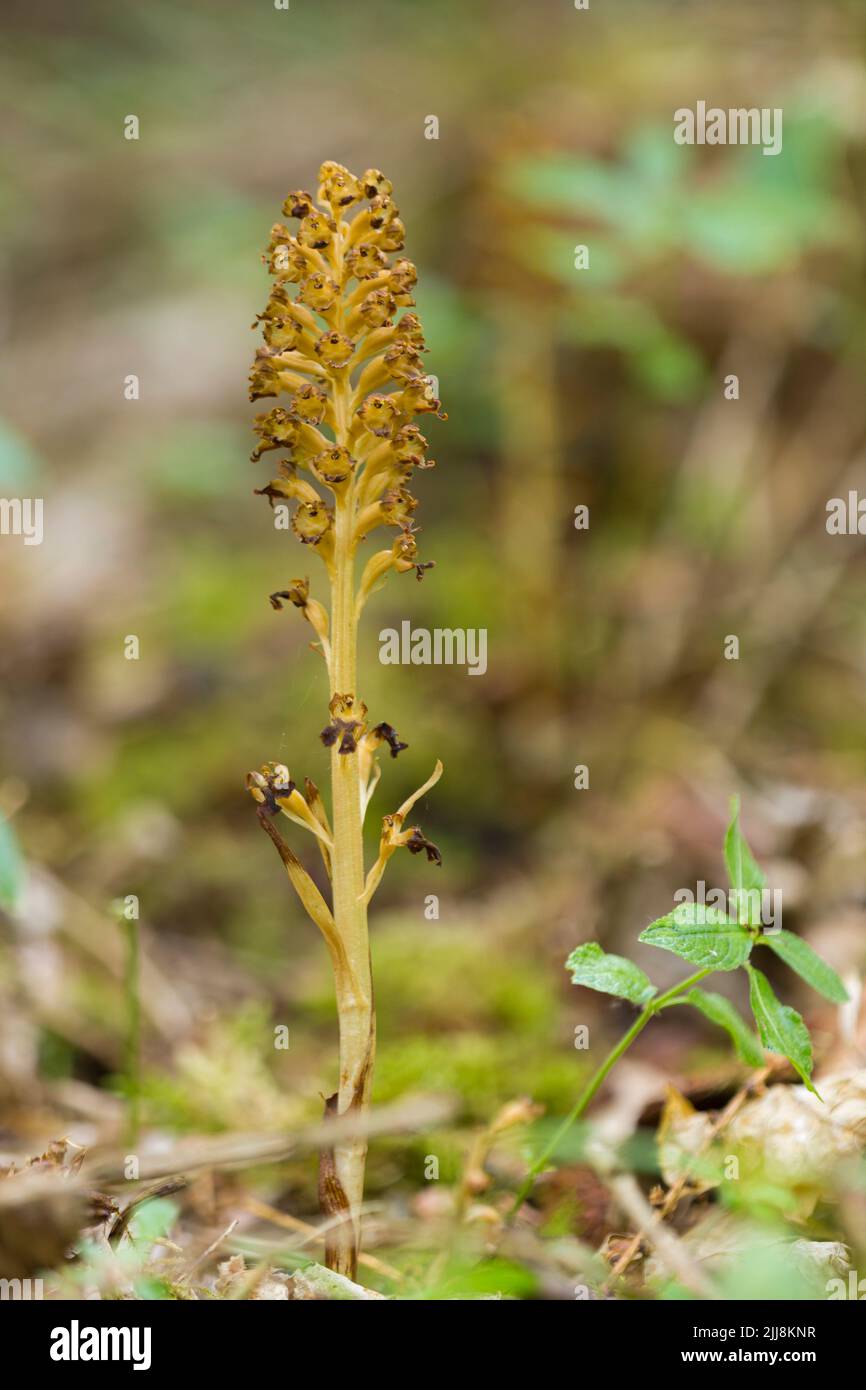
[397,375,445,417]
[392,425,431,465]
[345,243,389,282]
[372,195,399,228]
[367,722,408,758]
[383,343,426,383]
[298,273,340,314]
[282,191,316,219]
[258,287,319,334]
[298,210,336,251]
[318,161,363,209]
[320,693,368,755]
[351,289,396,333]
[247,762,334,851]
[246,763,297,815]
[361,169,393,200]
[380,487,418,526]
[290,384,329,424]
[251,407,301,459]
[379,218,405,252]
[262,314,313,353]
[388,258,418,302]
[394,313,425,347]
[392,528,421,572]
[314,330,355,369]
[269,577,310,609]
[345,198,400,248]
[249,353,281,401]
[402,827,442,863]
[311,446,355,488]
[255,462,320,507]
[291,500,334,547]
[354,393,400,438]
[360,759,444,904]
[265,233,312,282]
[269,577,330,645]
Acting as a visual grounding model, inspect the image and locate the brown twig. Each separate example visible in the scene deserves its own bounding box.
[83,1093,455,1187]
[107,1178,189,1248]
[177,1218,239,1284]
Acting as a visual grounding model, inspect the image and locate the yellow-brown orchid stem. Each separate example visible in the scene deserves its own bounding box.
[322,234,375,1280]
[248,164,442,1283]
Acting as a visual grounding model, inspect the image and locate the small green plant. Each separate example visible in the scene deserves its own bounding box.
[511,799,848,1214]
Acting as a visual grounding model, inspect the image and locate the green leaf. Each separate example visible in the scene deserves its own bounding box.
[758,930,849,1004]
[746,964,817,1095]
[565,942,656,1006]
[724,797,766,895]
[128,1197,179,1244]
[724,797,767,926]
[639,903,752,971]
[683,988,765,1067]
[0,815,24,913]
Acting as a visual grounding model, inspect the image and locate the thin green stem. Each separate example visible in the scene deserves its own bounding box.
[124,912,141,1150]
[652,966,711,1010]
[508,967,710,1218]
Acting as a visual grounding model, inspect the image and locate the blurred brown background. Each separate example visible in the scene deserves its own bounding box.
[0,0,865,1293]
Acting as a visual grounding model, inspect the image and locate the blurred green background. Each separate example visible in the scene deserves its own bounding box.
[1,0,866,1287]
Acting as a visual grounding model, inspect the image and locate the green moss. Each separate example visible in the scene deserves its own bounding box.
[138,1005,311,1133]
[374,1032,587,1119]
[351,923,558,1038]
